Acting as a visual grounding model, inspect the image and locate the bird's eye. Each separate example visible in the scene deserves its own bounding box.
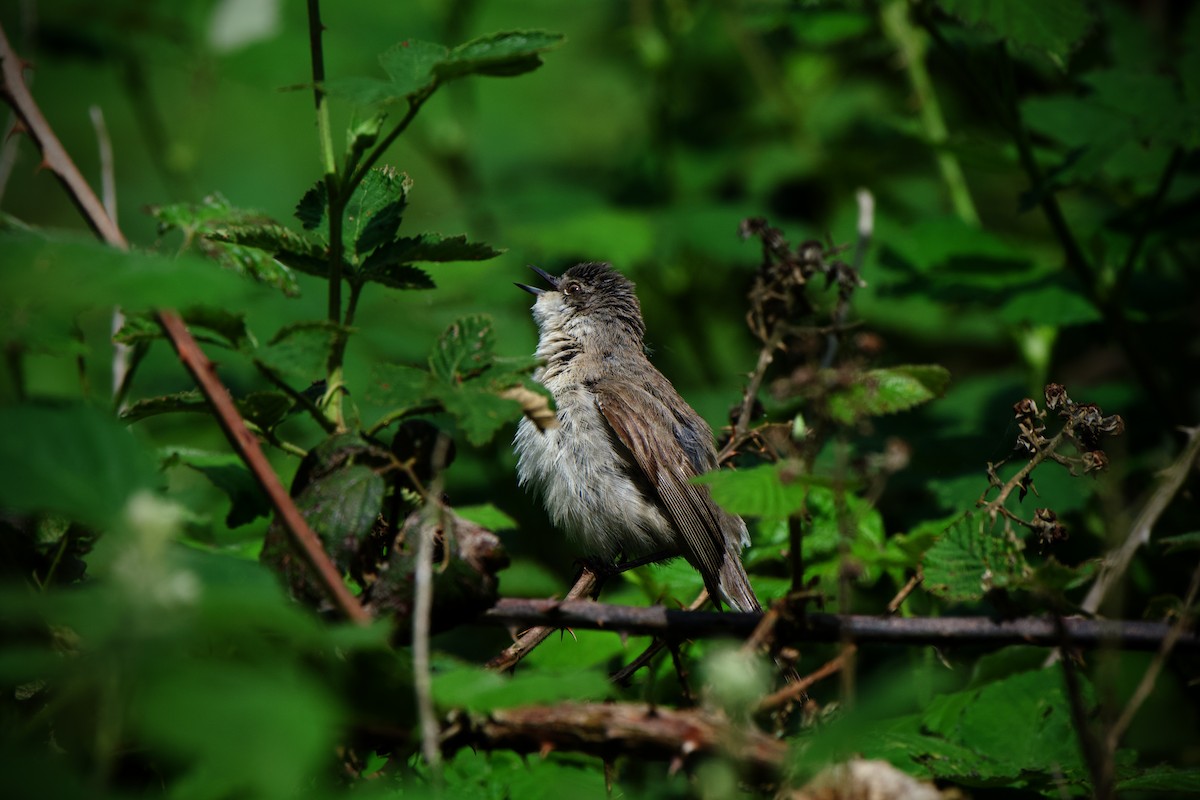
[562,281,581,296]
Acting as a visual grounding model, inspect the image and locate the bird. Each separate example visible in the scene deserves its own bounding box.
[512,262,761,612]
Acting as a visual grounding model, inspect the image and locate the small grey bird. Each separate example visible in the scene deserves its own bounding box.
[513,262,761,612]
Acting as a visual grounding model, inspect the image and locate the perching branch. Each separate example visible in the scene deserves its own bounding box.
[480,599,1200,653]
[0,23,370,626]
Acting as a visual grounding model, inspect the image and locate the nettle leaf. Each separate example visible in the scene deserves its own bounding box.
[151,195,302,296]
[695,461,833,518]
[936,0,1094,65]
[437,30,566,80]
[429,315,496,383]
[827,365,951,425]
[237,391,295,432]
[360,234,503,290]
[923,513,1029,603]
[351,167,412,256]
[210,221,329,280]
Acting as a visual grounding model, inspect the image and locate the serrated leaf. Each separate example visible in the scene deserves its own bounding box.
[695,461,832,518]
[362,263,435,290]
[323,76,406,106]
[429,315,496,384]
[937,0,1094,65]
[1161,532,1200,554]
[210,222,329,279]
[351,167,412,256]
[922,513,1028,603]
[437,30,565,80]
[827,365,951,425]
[363,233,503,272]
[0,405,158,529]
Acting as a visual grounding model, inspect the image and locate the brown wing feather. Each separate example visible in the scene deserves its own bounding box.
[594,382,731,604]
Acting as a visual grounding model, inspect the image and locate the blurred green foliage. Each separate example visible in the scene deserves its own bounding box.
[2,0,1199,797]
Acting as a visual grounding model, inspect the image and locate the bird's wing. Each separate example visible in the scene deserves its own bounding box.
[593,381,732,605]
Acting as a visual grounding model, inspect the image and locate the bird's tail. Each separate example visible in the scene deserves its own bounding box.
[717,550,761,612]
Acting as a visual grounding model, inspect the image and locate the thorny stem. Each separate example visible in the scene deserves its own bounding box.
[485,567,603,672]
[414,433,453,781]
[1054,615,1115,800]
[756,645,856,713]
[979,424,1072,517]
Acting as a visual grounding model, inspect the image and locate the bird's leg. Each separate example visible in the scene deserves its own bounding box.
[612,548,676,574]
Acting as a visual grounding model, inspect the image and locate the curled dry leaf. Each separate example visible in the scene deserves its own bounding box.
[501,385,558,430]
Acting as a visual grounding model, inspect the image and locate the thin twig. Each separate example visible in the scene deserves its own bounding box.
[1082,426,1200,615]
[1107,559,1200,752]
[886,570,923,615]
[414,432,452,781]
[484,567,602,671]
[481,600,1200,652]
[756,644,856,713]
[720,325,785,464]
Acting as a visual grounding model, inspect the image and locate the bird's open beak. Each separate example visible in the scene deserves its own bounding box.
[514,265,559,296]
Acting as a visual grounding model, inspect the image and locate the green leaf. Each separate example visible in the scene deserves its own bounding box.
[827,365,951,425]
[429,315,496,384]
[151,195,302,296]
[120,391,210,423]
[937,0,1094,65]
[322,76,405,106]
[209,221,329,279]
[298,462,385,566]
[350,167,412,256]
[437,30,566,80]
[455,503,518,531]
[922,513,1028,603]
[695,461,830,518]
[1117,764,1200,793]
[361,234,503,286]
[1160,532,1200,554]
[379,39,450,97]
[360,262,435,290]
[920,668,1088,782]
[166,450,270,528]
[0,404,158,528]
[366,363,433,409]
[257,321,345,381]
[134,662,340,800]
[236,391,295,431]
[435,383,522,446]
[433,662,610,712]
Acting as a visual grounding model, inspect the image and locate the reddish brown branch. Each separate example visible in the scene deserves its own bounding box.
[440,702,786,780]
[0,24,369,626]
[159,313,370,625]
[480,599,1200,652]
[757,645,855,712]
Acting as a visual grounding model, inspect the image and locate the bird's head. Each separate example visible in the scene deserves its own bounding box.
[516,262,646,344]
